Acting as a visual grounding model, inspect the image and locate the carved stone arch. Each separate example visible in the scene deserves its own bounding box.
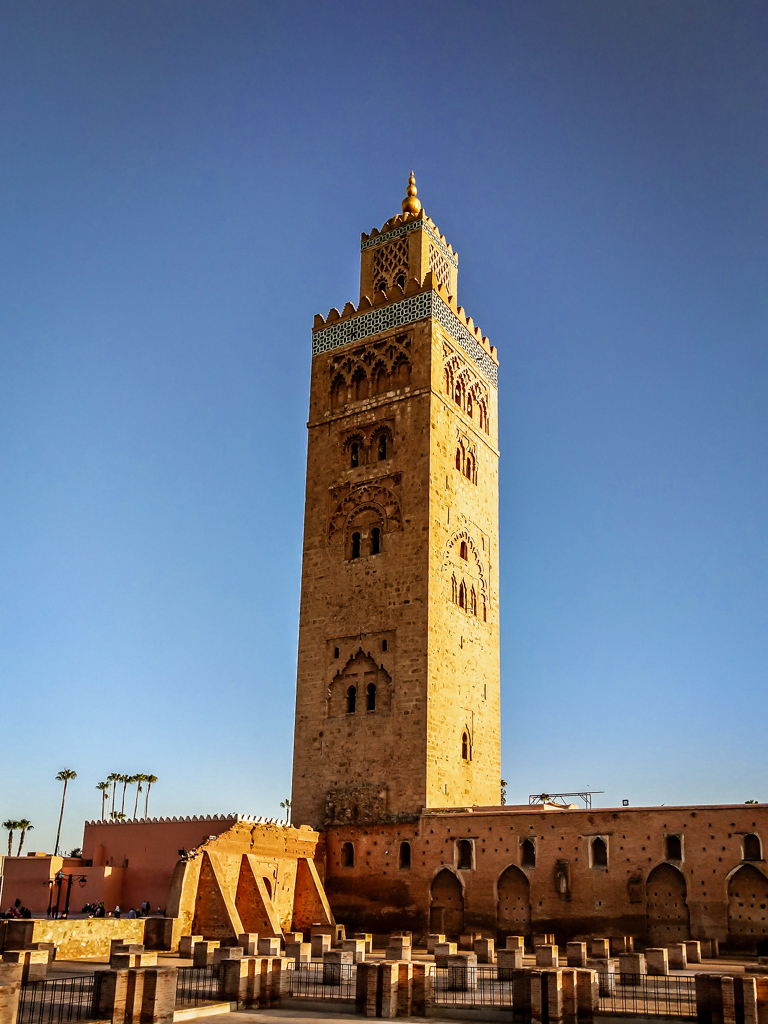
[327,650,392,718]
[329,483,402,540]
[345,500,386,533]
[371,424,394,461]
[391,353,411,387]
[341,432,366,469]
[372,360,389,396]
[330,373,348,411]
[351,367,369,402]
[441,528,487,593]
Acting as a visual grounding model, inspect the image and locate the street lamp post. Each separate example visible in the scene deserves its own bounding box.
[52,871,87,919]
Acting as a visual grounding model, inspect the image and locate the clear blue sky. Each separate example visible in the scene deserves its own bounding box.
[2,1,767,855]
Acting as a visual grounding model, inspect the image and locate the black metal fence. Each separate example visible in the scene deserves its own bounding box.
[174,965,221,1006]
[17,976,100,1024]
[597,972,697,1018]
[287,961,356,1001]
[433,964,514,1008]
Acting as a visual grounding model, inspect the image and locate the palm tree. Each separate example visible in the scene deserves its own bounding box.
[3,820,19,856]
[96,782,110,819]
[15,820,33,856]
[107,773,120,815]
[110,811,126,821]
[280,798,292,824]
[144,775,157,818]
[120,775,131,815]
[133,775,146,819]
[500,779,508,806]
[54,769,77,857]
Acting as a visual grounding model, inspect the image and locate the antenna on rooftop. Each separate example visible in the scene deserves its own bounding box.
[529,791,604,809]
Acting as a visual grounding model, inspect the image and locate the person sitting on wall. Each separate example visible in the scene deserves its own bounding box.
[128,907,136,918]
[114,905,121,918]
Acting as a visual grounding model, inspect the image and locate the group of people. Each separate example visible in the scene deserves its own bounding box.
[3,899,31,919]
[2,895,164,919]
[112,900,160,918]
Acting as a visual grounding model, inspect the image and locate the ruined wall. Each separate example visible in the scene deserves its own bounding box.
[167,820,333,944]
[324,803,768,949]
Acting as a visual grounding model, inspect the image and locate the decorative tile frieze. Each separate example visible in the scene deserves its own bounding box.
[361,219,458,269]
[312,292,497,387]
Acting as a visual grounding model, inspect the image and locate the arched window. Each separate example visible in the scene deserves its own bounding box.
[470,587,477,616]
[354,372,368,401]
[350,442,359,468]
[459,541,468,560]
[744,834,762,861]
[375,279,386,293]
[591,837,608,868]
[399,841,411,869]
[331,376,347,411]
[346,685,356,714]
[461,731,469,760]
[371,528,381,555]
[665,835,682,861]
[351,532,361,559]
[483,597,487,622]
[459,582,466,610]
[467,393,473,417]
[366,682,376,711]
[393,358,411,387]
[455,448,462,471]
[465,456,473,480]
[341,842,354,867]
[457,839,473,870]
[521,839,536,868]
[395,273,405,290]
[451,575,457,604]
[454,383,462,406]
[378,434,388,460]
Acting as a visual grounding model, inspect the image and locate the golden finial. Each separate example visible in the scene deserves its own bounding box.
[401,170,422,215]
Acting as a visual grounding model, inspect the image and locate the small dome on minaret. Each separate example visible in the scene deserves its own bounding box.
[401,171,422,215]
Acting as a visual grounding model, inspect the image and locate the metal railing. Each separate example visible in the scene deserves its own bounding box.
[433,964,514,1008]
[287,961,356,1001]
[174,965,221,1006]
[17,976,100,1024]
[597,973,697,1018]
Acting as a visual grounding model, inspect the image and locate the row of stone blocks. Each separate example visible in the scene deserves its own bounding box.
[0,960,764,1024]
[178,928,375,965]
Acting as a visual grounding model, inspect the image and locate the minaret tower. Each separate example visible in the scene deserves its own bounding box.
[291,175,501,829]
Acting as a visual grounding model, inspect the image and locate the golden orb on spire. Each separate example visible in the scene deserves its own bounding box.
[401,170,422,215]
